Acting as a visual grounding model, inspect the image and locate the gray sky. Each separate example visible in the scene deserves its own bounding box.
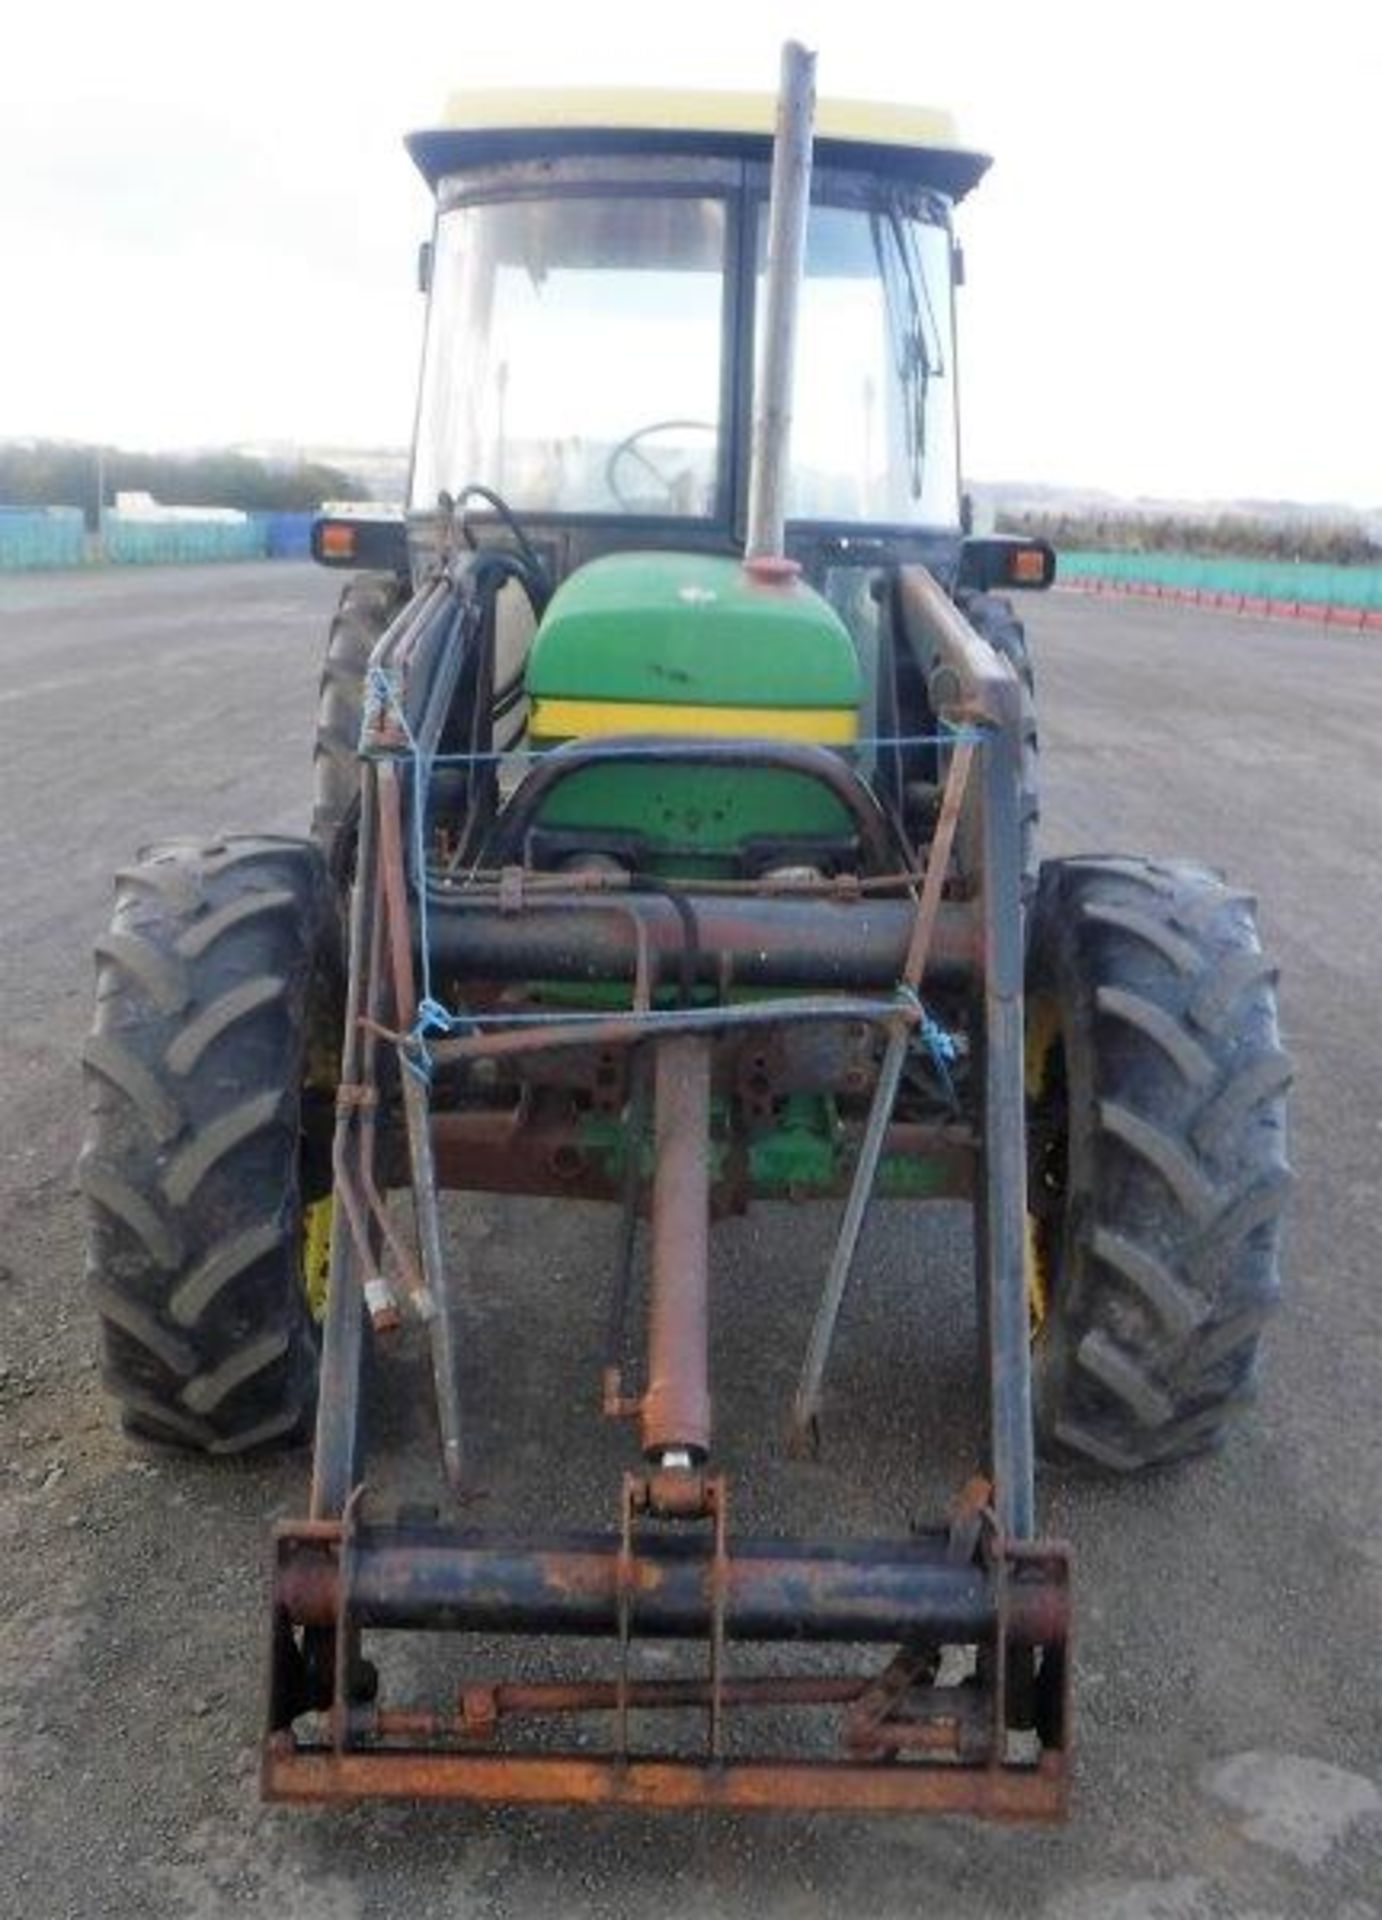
[2,0,1378,505]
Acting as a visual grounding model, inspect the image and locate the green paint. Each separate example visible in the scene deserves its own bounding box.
[747,1095,841,1192]
[875,1154,953,1199]
[533,762,852,868]
[575,1095,951,1202]
[527,551,861,710]
[524,553,864,868]
[577,1105,730,1185]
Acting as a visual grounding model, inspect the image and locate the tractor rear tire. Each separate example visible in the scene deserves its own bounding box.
[1025,856,1290,1471]
[80,836,337,1453]
[956,590,1040,909]
[311,571,408,887]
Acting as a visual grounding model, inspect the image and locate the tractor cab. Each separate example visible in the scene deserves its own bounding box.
[313,91,1050,884]
[402,87,983,578]
[310,88,1056,602]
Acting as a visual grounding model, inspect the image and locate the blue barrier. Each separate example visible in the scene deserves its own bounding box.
[260,511,315,558]
[104,517,267,564]
[0,508,86,570]
[0,504,330,569]
[1060,548,1382,614]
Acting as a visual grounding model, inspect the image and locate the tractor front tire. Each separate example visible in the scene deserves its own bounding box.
[1025,856,1290,1471]
[311,571,408,886]
[80,836,337,1453]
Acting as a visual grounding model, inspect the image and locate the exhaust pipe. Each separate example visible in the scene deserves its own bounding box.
[744,40,816,563]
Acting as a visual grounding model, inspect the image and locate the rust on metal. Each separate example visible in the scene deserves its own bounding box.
[269,1520,1071,1647]
[268,484,1075,1821]
[901,737,975,990]
[894,566,1023,733]
[422,889,981,991]
[375,760,418,1029]
[426,1107,973,1207]
[334,1082,379,1112]
[375,1673,866,1731]
[641,1036,713,1460]
[263,1744,1069,1818]
[634,1465,714,1520]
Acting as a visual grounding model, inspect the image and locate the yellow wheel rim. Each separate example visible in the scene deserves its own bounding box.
[300,1194,334,1321]
[1024,1210,1048,1335]
[1023,993,1062,1337]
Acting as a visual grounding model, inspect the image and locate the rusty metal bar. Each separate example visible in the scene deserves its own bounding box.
[342,787,427,1312]
[375,762,418,1027]
[894,566,1018,729]
[273,1525,1068,1646]
[900,738,976,990]
[423,891,976,990]
[311,766,382,1519]
[641,1037,713,1460]
[790,738,978,1443]
[372,715,468,1492]
[603,1052,650,1416]
[977,717,1036,1540]
[263,1743,1068,1818]
[789,1017,908,1447]
[376,1675,865,1729]
[400,1066,464,1493]
[440,867,936,898]
[427,1109,974,1206]
[425,991,919,1070]
[887,566,1035,1541]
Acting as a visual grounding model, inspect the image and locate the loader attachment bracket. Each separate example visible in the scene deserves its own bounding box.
[263,1494,1070,1818]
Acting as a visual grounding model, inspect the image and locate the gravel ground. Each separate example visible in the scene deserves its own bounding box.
[1,562,1379,1919]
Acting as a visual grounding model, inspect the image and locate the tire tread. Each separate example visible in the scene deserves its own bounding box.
[1029,857,1289,1472]
[82,837,332,1454]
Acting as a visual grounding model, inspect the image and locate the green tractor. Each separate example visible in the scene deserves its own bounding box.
[80,47,1289,1817]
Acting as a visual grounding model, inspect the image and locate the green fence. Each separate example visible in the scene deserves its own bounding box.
[1059,548,1382,613]
[104,517,267,565]
[0,509,86,569]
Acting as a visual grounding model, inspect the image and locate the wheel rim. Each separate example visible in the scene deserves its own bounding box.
[300,1194,334,1322]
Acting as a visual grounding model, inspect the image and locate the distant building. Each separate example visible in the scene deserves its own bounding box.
[114,490,246,525]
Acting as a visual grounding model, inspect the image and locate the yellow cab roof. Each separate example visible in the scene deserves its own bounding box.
[407,87,989,199]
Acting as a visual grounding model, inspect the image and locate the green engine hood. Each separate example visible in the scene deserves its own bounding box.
[526,551,861,718]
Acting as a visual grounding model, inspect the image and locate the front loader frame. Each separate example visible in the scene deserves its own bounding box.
[262,558,1071,1818]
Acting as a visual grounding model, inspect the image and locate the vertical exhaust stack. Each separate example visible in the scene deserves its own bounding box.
[744,40,816,567]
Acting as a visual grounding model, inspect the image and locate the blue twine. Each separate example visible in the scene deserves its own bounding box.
[361,670,984,766]
[364,665,967,1086]
[894,984,961,1102]
[363,668,449,1077]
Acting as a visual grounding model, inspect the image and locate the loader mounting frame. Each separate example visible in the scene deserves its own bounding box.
[262,561,1072,1819]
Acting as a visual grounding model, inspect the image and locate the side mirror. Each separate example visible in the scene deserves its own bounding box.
[416,240,433,295]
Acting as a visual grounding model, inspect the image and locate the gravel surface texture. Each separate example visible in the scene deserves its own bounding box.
[1,563,1378,1918]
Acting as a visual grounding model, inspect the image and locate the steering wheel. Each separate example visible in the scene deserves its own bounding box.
[604,420,716,512]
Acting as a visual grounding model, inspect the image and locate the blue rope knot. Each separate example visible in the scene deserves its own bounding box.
[918,1014,959,1066]
[414,995,463,1038]
[894,984,960,1100]
[402,995,471,1085]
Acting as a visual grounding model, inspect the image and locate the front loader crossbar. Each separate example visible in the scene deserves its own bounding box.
[264,1515,1070,1817]
[264,1747,1069,1817]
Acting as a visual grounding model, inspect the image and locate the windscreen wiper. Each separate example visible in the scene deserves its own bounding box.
[871,207,946,501]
